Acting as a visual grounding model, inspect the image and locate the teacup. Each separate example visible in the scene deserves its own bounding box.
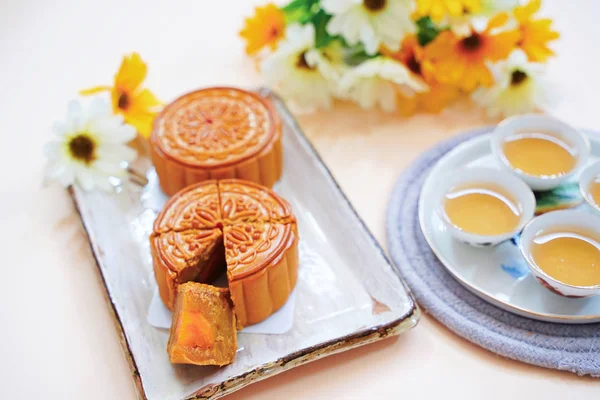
[491,114,589,191]
[435,167,535,247]
[519,210,600,298]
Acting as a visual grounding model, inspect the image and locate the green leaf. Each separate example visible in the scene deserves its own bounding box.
[283,0,319,24]
[416,16,440,46]
[344,44,378,66]
[311,10,335,48]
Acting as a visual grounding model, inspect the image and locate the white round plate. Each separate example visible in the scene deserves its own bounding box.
[419,132,600,324]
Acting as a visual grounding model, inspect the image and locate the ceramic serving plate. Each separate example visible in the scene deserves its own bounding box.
[70,88,419,400]
[419,131,600,324]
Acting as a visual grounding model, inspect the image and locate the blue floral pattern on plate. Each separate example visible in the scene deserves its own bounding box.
[499,182,583,280]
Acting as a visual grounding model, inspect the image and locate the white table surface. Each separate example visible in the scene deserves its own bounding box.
[0,0,598,398]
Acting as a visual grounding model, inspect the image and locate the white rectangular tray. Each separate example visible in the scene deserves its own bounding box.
[70,88,419,400]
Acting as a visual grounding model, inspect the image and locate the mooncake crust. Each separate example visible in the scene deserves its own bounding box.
[150,87,283,195]
[150,229,224,310]
[152,180,221,233]
[151,179,299,326]
[225,222,298,328]
[219,179,295,225]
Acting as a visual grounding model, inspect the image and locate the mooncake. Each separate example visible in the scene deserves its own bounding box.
[150,179,298,328]
[224,222,298,328]
[150,87,283,196]
[167,283,237,366]
[150,228,224,309]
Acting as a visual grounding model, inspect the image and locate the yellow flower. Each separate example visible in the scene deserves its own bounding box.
[80,53,161,138]
[415,0,481,22]
[386,36,459,115]
[425,13,520,91]
[514,0,559,62]
[240,4,286,55]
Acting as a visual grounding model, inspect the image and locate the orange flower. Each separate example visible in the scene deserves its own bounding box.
[386,35,459,115]
[514,0,559,62]
[80,53,161,138]
[384,36,435,83]
[240,4,286,56]
[425,13,520,91]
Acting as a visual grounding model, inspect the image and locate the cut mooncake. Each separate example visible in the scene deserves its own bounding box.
[224,222,298,328]
[150,229,225,310]
[150,179,299,329]
[150,87,283,196]
[167,283,237,366]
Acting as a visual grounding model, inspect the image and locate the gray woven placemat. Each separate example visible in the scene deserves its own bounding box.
[386,128,600,377]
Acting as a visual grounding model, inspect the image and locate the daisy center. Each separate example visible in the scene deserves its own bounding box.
[363,0,386,12]
[460,33,482,52]
[68,134,96,165]
[511,69,528,86]
[296,51,315,70]
[118,92,130,110]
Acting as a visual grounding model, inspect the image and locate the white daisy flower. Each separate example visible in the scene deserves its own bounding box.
[261,24,340,112]
[472,49,553,118]
[448,0,518,36]
[44,98,137,191]
[322,0,415,55]
[339,57,427,112]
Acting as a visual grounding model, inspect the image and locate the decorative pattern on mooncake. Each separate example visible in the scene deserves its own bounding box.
[219,179,294,225]
[224,222,298,328]
[150,179,298,326]
[153,181,221,233]
[150,87,283,195]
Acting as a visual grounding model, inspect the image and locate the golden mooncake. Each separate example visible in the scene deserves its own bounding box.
[224,222,298,328]
[150,87,283,196]
[150,229,225,310]
[150,179,298,328]
[167,283,237,366]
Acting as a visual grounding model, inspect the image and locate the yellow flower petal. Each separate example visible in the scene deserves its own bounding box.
[415,0,481,22]
[240,4,286,55]
[487,12,509,30]
[514,0,540,22]
[420,84,460,113]
[397,94,419,117]
[114,52,147,93]
[79,85,112,96]
[514,1,560,62]
[131,89,162,111]
[123,110,156,138]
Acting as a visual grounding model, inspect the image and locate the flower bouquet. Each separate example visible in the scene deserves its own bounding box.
[240,0,559,116]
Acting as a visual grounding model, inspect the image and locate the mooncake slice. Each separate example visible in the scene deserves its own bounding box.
[168,283,237,366]
[219,179,295,225]
[153,181,221,233]
[224,222,299,328]
[150,229,225,310]
[150,87,283,195]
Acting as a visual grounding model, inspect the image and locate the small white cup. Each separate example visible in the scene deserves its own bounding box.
[579,161,600,212]
[435,167,536,247]
[491,114,590,191]
[519,210,600,298]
